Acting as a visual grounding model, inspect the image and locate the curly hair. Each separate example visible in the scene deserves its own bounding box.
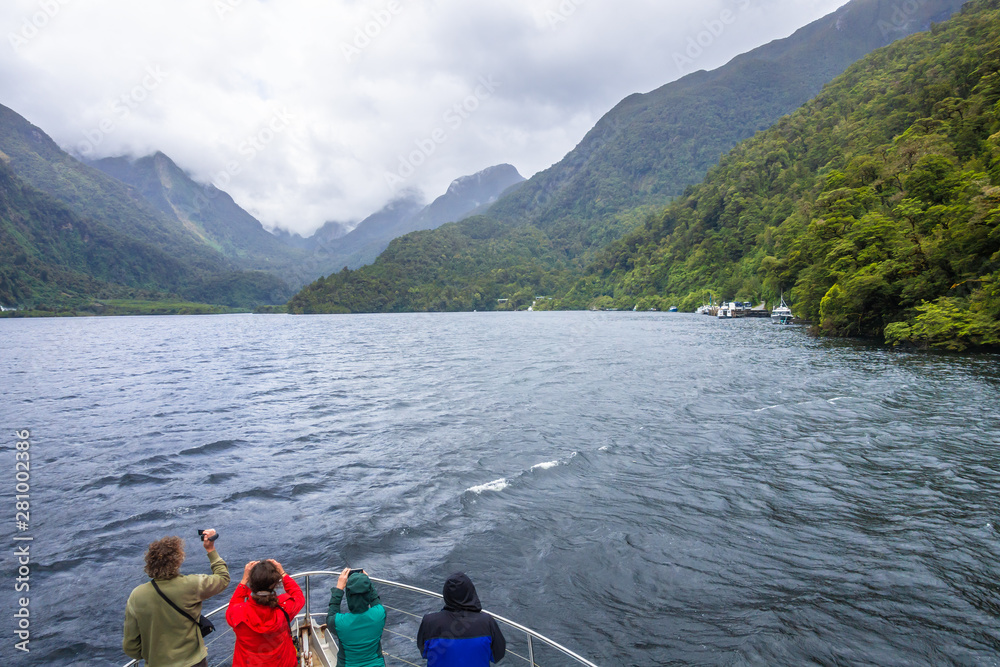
[248,560,282,608]
[144,536,185,580]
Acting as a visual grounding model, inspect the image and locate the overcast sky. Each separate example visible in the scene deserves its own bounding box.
[1,0,846,235]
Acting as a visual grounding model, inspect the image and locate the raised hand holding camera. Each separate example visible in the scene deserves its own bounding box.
[198,528,219,551]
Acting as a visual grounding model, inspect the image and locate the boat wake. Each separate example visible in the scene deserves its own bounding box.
[466,478,510,494]
[465,455,574,495]
[754,396,852,413]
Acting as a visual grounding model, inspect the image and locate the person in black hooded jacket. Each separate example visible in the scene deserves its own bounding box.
[416,572,506,666]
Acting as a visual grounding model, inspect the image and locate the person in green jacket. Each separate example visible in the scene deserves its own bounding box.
[326,567,387,667]
[123,529,230,667]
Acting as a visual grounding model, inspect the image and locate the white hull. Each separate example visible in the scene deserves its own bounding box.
[771,296,795,324]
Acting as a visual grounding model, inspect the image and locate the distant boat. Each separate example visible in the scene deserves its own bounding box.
[668,306,678,312]
[771,296,794,325]
[696,295,718,316]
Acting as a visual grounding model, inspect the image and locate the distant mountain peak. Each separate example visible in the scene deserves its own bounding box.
[385,188,426,210]
[446,163,522,197]
[87,149,306,282]
[273,163,525,273]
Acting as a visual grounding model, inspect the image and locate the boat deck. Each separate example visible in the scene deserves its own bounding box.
[123,571,598,667]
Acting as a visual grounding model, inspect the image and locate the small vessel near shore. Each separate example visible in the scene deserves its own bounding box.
[771,296,795,325]
[122,571,599,667]
[695,304,716,315]
[717,301,754,318]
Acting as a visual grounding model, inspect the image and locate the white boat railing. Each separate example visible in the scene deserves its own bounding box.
[123,570,599,667]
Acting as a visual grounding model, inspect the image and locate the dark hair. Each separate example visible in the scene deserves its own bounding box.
[144,536,185,580]
[248,560,282,608]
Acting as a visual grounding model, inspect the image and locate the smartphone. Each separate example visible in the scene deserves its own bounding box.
[348,568,364,575]
[197,529,220,542]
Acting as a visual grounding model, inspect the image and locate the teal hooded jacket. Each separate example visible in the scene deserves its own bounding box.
[326,573,386,667]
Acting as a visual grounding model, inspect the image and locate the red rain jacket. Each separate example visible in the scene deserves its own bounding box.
[226,575,305,667]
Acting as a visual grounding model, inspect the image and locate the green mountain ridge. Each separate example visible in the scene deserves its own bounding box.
[0,159,183,308]
[0,100,529,311]
[288,0,966,316]
[570,0,1000,350]
[0,105,292,309]
[298,164,526,274]
[472,0,965,229]
[90,152,307,282]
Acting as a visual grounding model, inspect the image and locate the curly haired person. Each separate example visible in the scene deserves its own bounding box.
[123,530,230,667]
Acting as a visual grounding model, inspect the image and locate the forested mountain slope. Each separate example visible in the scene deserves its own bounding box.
[0,105,291,309]
[0,159,182,308]
[486,0,966,231]
[0,159,288,310]
[572,0,1000,350]
[287,0,965,315]
[91,152,306,279]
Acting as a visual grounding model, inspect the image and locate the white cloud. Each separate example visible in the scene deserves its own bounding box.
[1,0,846,234]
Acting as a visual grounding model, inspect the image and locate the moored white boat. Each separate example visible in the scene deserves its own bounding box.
[771,296,795,325]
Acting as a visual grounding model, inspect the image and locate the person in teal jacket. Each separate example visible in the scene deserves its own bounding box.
[326,567,386,667]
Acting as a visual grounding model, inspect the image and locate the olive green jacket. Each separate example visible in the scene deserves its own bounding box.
[123,550,230,667]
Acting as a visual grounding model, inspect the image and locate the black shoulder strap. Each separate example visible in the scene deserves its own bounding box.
[278,604,292,631]
[150,580,199,626]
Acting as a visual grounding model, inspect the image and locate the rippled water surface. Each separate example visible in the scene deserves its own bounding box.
[2,312,1000,666]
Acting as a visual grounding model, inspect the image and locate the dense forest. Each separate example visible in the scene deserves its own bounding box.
[0,159,289,312]
[569,0,1000,350]
[289,0,967,317]
[292,0,1000,350]
[285,204,658,314]
[486,0,963,231]
[0,104,294,312]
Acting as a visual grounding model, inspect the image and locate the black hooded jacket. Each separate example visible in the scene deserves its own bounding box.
[416,573,506,666]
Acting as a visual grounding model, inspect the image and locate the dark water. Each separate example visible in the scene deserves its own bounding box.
[2,312,1000,666]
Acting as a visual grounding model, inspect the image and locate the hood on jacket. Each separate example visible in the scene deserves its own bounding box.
[442,572,482,613]
[231,596,288,633]
[345,572,381,614]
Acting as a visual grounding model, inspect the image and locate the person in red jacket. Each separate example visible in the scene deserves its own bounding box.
[226,559,305,667]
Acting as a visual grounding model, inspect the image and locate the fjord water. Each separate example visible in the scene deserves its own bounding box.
[3,312,1000,666]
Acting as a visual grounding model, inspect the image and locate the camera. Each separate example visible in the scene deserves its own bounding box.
[197,529,220,542]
